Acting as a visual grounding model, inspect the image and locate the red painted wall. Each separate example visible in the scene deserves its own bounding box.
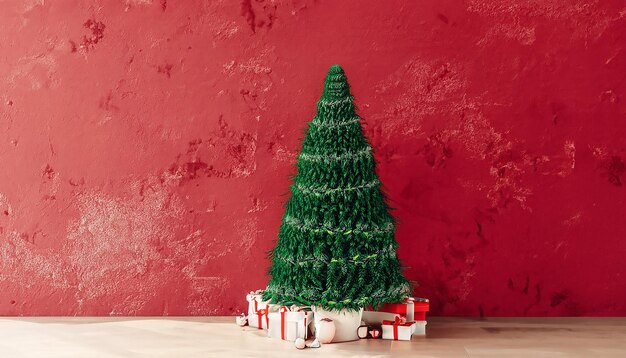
[0,0,625,316]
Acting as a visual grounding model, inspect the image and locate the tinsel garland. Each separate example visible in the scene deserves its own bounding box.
[297,145,371,162]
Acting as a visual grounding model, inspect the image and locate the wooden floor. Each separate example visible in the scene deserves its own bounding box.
[0,317,624,357]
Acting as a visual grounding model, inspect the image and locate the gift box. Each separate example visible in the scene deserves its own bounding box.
[412,320,427,336]
[249,308,270,329]
[413,298,429,321]
[381,316,416,341]
[267,306,313,341]
[246,290,269,316]
[362,297,429,325]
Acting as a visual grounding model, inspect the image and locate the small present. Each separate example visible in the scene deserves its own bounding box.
[362,297,429,325]
[268,306,313,341]
[246,290,269,316]
[235,313,248,327]
[381,316,416,341]
[249,308,270,329]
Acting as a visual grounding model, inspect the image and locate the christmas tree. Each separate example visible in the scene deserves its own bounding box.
[263,64,411,311]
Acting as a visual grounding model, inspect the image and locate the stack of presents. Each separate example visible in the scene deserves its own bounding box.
[361,297,430,340]
[241,290,430,342]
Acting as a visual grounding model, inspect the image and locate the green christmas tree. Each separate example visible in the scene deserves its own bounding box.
[263,64,411,311]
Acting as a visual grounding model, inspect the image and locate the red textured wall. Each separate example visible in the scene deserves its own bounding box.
[1,0,625,316]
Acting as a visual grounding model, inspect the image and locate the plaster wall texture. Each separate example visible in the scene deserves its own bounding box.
[0,0,624,316]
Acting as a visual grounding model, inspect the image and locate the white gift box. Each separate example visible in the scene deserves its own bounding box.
[248,309,270,329]
[267,306,313,341]
[412,320,427,336]
[246,290,269,316]
[381,319,416,341]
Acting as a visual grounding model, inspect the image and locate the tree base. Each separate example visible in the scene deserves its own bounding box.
[312,306,364,343]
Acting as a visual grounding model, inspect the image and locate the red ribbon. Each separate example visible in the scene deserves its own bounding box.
[278,306,310,340]
[382,315,411,340]
[279,306,288,340]
[303,313,308,339]
[256,309,268,329]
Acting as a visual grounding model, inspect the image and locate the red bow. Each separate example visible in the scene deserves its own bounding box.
[382,315,411,340]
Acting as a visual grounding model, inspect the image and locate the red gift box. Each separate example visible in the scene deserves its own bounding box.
[413,299,429,321]
[363,297,429,325]
[381,316,415,341]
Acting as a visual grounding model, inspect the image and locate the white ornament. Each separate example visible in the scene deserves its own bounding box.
[235,313,248,327]
[315,318,335,344]
[294,338,306,350]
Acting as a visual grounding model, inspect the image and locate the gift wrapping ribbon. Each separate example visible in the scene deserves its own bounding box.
[256,308,268,329]
[303,312,307,339]
[382,315,411,340]
[279,306,288,340]
[393,323,398,340]
[248,291,264,313]
[279,305,309,340]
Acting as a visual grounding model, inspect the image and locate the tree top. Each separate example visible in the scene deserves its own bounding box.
[322,64,351,99]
